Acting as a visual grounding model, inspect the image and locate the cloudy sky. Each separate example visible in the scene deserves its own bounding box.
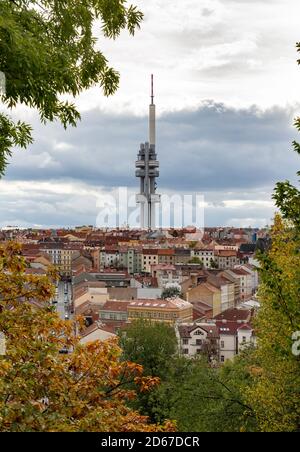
[1,0,300,229]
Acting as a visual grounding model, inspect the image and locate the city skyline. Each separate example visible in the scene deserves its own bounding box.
[1,0,300,228]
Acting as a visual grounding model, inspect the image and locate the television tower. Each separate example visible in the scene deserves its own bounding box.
[136,75,161,230]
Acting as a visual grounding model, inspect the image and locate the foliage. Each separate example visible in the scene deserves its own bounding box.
[0,0,143,175]
[246,215,300,432]
[144,351,258,432]
[119,320,178,422]
[161,286,183,300]
[246,56,300,431]
[210,258,218,269]
[119,319,258,431]
[119,320,178,379]
[0,242,175,432]
[188,256,203,265]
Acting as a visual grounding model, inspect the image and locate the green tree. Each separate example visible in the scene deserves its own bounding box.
[0,0,143,175]
[210,258,218,269]
[119,320,178,421]
[245,47,300,431]
[119,320,178,379]
[148,351,258,432]
[188,256,203,265]
[161,286,183,299]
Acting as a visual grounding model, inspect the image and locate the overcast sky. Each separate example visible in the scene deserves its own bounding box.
[1,0,300,229]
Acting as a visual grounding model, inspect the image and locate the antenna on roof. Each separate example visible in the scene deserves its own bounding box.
[151,74,154,105]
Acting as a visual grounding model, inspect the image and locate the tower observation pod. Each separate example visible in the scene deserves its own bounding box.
[136,75,161,230]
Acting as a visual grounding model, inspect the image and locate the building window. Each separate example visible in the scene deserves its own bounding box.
[196,349,201,354]
[242,336,247,343]
[221,341,225,349]
[220,355,225,363]
[183,339,188,345]
[196,339,202,346]
[194,330,202,336]
[183,349,189,355]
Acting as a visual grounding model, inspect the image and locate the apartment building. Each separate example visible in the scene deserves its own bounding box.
[142,249,159,273]
[215,308,255,362]
[151,264,182,289]
[185,281,222,317]
[127,298,193,324]
[191,248,214,268]
[158,249,176,265]
[41,244,81,277]
[177,323,219,359]
[216,250,239,269]
[99,300,130,323]
[174,249,191,265]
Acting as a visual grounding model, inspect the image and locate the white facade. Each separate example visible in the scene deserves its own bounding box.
[191,249,214,268]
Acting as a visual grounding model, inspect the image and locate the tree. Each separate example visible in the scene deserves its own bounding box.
[144,350,258,432]
[119,320,178,379]
[161,286,182,299]
[210,258,218,269]
[119,320,178,421]
[245,47,300,431]
[245,215,300,432]
[0,242,175,432]
[188,256,203,265]
[0,0,143,175]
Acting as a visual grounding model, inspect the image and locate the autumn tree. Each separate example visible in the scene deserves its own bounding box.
[245,47,300,431]
[0,0,143,175]
[0,243,175,432]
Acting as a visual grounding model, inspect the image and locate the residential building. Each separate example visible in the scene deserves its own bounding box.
[99,300,130,323]
[151,264,182,289]
[158,249,175,265]
[185,281,222,317]
[191,248,214,268]
[177,323,219,359]
[142,249,159,273]
[216,250,239,269]
[127,298,193,323]
[174,249,191,265]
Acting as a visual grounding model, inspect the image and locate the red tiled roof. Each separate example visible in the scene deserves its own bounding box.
[101,300,130,312]
[157,249,175,256]
[214,308,252,322]
[178,324,219,339]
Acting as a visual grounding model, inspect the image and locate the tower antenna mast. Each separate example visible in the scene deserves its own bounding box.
[151,74,154,105]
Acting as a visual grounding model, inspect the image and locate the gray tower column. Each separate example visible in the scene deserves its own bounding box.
[136,75,161,230]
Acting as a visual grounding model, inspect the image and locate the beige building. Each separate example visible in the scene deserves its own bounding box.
[80,322,116,344]
[185,282,222,317]
[42,245,81,277]
[74,286,108,309]
[128,298,193,324]
[142,249,159,273]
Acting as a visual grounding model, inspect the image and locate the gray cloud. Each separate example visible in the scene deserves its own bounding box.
[6,102,298,191]
[0,101,298,227]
